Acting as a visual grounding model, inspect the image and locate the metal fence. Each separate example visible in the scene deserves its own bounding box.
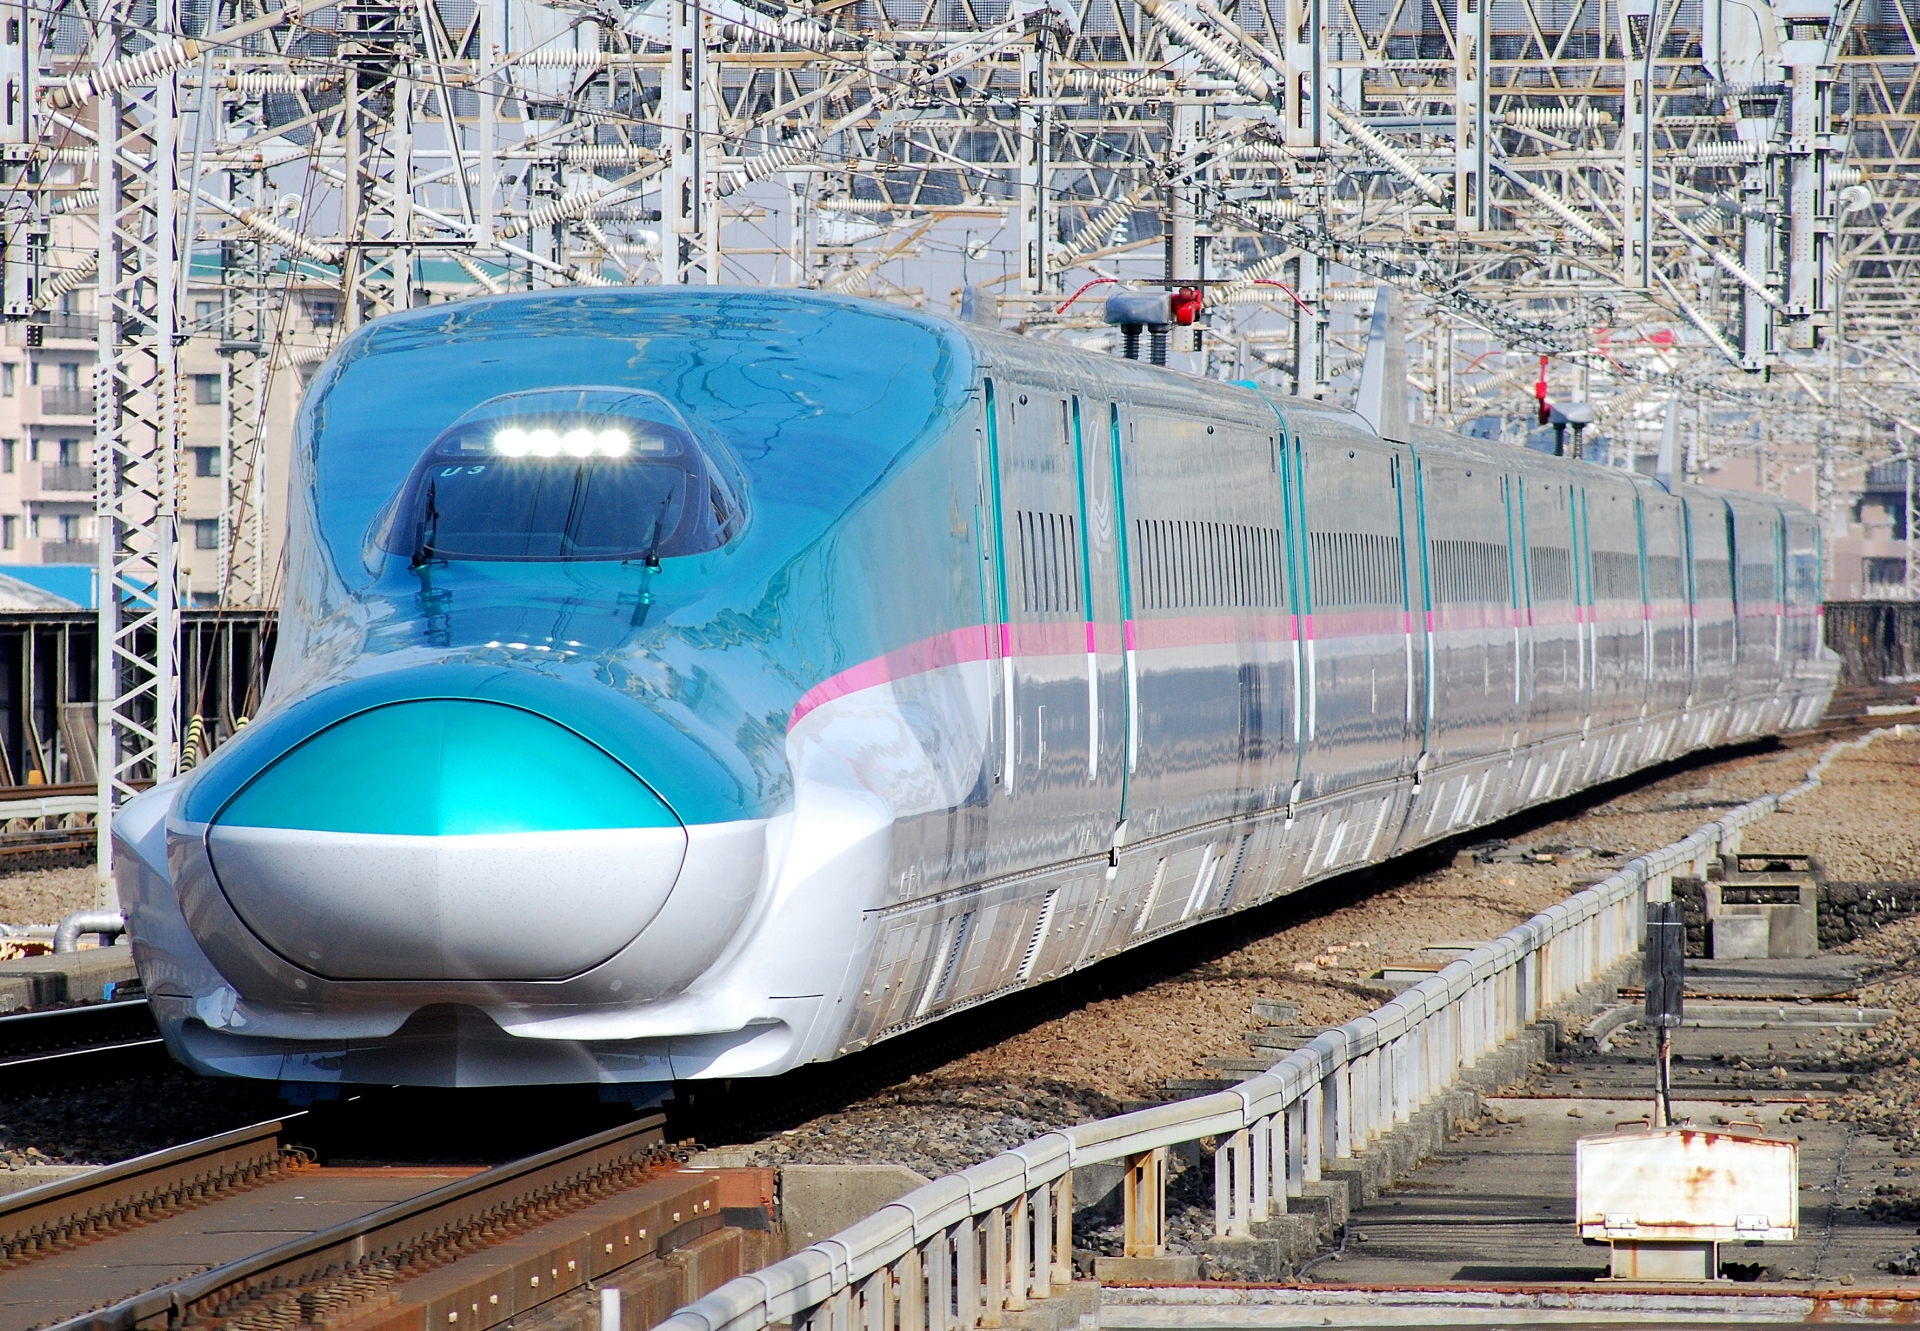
[657,735,1877,1331]
[39,464,95,493]
[38,387,95,418]
[0,610,274,788]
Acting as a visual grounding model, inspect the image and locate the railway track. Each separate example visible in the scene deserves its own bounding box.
[0,1001,167,1084]
[2,1111,771,1331]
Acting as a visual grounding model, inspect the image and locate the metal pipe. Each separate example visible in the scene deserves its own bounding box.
[54,910,126,953]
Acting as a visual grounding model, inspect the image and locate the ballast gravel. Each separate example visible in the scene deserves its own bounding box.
[0,864,101,928]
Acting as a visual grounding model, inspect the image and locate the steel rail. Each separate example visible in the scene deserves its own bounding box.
[655,731,1893,1331]
[0,997,166,1079]
[0,996,155,1054]
[47,1111,670,1331]
[2,1116,294,1268]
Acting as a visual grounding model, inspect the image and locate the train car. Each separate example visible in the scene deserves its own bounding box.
[115,289,1839,1092]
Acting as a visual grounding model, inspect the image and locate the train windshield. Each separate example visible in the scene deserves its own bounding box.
[385,387,743,563]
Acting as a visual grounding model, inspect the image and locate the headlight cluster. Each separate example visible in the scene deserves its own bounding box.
[493,427,632,459]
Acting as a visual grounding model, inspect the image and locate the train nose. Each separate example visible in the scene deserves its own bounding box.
[202,699,686,981]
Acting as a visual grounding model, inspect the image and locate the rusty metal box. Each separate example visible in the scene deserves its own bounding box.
[1576,1124,1798,1245]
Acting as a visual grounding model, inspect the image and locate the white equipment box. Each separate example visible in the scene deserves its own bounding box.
[1576,1123,1797,1280]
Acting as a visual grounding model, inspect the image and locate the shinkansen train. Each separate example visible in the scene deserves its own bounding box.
[117,289,1838,1091]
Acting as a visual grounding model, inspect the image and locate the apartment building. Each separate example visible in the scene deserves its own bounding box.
[0,262,329,607]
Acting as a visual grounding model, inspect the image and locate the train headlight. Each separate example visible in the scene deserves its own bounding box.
[492,426,633,459]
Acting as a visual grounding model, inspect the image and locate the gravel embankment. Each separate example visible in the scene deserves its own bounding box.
[0,864,102,926]
[1791,727,1920,1149]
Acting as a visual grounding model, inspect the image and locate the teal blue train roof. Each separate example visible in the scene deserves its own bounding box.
[252,288,978,825]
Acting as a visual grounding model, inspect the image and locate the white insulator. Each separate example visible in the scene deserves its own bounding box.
[1213,249,1294,301]
[614,232,661,257]
[1064,67,1172,98]
[817,197,914,215]
[48,36,201,110]
[455,254,505,294]
[1239,197,1306,221]
[726,14,838,49]
[48,189,99,216]
[1467,362,1534,397]
[1138,0,1271,101]
[283,343,331,367]
[224,72,333,93]
[570,265,617,287]
[1239,250,1294,282]
[1228,141,1294,165]
[32,255,98,312]
[719,130,821,197]
[1832,164,1863,187]
[237,208,340,264]
[502,187,616,239]
[564,145,656,166]
[1328,105,1447,204]
[1499,166,1612,245]
[1685,140,1763,164]
[45,147,96,165]
[1215,284,1297,305]
[1056,192,1138,267]
[1501,106,1610,132]
[520,49,611,67]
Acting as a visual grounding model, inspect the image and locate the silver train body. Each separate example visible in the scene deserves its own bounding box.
[114,291,1839,1091]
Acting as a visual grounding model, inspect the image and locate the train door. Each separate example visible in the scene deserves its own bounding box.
[983,378,1115,865]
[1683,490,1737,740]
[1413,452,1515,776]
[1517,477,1570,747]
[1114,398,1294,840]
[1728,495,1786,728]
[1581,476,1646,745]
[1291,434,1416,804]
[1076,398,1130,828]
[1640,488,1690,740]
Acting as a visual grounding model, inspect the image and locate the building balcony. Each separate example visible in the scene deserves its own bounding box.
[37,313,95,343]
[41,540,96,565]
[39,463,95,492]
[1865,459,1917,494]
[37,387,94,418]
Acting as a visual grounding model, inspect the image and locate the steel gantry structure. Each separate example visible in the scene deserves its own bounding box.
[0,0,1914,893]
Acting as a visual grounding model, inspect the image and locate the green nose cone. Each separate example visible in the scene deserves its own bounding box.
[215,699,678,836]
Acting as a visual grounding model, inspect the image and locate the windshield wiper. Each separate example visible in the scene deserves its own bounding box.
[411,479,441,568]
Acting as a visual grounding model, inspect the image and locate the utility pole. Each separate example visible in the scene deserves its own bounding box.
[93,0,184,905]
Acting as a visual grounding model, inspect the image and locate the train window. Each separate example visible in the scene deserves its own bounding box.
[1308,531,1404,606]
[1589,550,1643,601]
[1018,509,1081,615]
[1693,558,1732,600]
[1787,551,1821,604]
[1135,518,1285,610]
[1527,546,1573,602]
[1646,554,1685,600]
[383,387,744,563]
[1739,561,1777,605]
[1428,538,1511,604]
